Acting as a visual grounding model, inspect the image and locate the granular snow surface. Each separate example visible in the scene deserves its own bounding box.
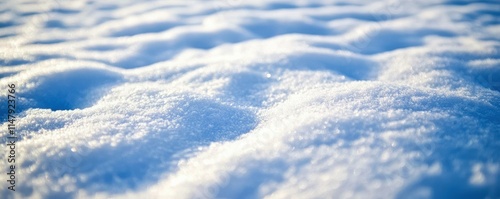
[0,0,499,198]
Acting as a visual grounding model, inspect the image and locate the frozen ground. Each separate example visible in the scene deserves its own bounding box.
[0,0,499,198]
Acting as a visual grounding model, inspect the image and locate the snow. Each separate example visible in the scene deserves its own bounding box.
[0,0,499,198]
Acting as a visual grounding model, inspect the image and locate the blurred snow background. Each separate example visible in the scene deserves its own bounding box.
[0,0,499,198]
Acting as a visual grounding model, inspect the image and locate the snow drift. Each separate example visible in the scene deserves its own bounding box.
[0,0,499,198]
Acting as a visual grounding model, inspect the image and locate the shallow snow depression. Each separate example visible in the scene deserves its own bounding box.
[1,0,500,198]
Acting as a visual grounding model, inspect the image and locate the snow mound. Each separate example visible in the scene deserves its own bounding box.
[1,0,499,198]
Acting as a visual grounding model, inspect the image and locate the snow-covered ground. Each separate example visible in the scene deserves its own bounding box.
[1,0,499,198]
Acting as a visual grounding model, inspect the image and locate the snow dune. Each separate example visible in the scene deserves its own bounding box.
[0,0,499,198]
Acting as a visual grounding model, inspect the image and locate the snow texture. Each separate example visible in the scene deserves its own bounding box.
[0,0,499,198]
